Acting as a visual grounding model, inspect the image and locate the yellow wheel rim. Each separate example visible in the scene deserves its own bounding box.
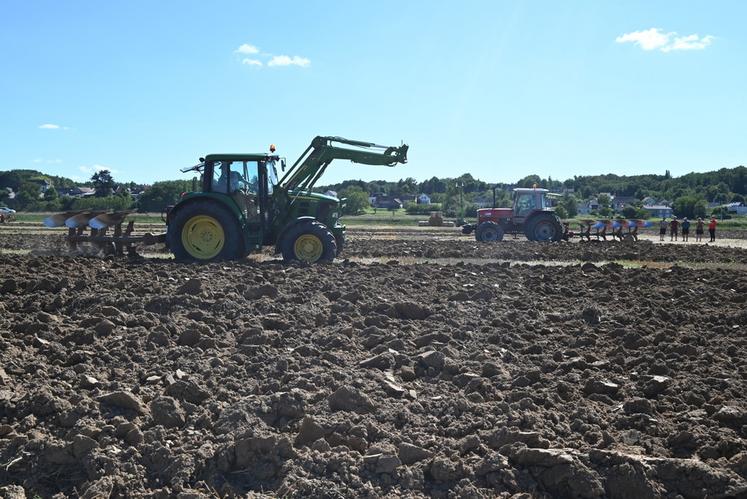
[294,234,323,262]
[181,215,225,260]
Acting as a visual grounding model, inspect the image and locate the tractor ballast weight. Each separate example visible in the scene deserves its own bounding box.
[462,187,563,242]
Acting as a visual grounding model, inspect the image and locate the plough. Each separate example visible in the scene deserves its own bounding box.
[43,210,166,256]
[570,219,653,242]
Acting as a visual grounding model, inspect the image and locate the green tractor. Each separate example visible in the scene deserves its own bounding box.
[165,136,408,263]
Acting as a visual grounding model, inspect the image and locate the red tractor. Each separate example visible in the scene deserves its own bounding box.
[461,187,563,242]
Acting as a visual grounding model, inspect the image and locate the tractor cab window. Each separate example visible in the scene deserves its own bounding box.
[228,161,260,222]
[515,193,536,217]
[211,161,230,193]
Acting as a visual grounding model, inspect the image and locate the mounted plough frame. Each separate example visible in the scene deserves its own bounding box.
[44,211,166,257]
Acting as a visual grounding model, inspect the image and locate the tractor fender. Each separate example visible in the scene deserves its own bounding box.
[274,216,319,254]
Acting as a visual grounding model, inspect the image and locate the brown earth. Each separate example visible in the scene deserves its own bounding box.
[1,241,747,497]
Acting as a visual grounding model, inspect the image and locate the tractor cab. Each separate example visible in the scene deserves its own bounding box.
[511,188,552,222]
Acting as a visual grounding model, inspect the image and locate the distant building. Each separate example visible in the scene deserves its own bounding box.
[722,202,747,215]
[372,195,403,209]
[57,186,95,198]
[642,205,673,218]
[417,193,431,204]
[577,198,600,215]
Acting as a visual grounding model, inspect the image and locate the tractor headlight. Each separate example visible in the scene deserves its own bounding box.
[332,212,339,219]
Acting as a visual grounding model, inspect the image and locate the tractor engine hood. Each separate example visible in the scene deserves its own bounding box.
[478,207,512,219]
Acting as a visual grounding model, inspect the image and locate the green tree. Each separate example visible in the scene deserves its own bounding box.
[622,206,637,218]
[14,183,41,210]
[597,193,612,210]
[339,186,370,215]
[673,195,707,218]
[560,194,578,217]
[137,180,192,212]
[92,170,115,197]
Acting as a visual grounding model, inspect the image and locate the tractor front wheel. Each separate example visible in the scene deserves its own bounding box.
[281,221,337,263]
[526,213,562,242]
[168,200,244,262]
[475,221,504,242]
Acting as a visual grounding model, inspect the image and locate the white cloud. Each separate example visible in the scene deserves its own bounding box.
[33,158,62,164]
[234,43,310,68]
[616,28,714,52]
[79,164,117,174]
[664,33,715,52]
[235,43,259,54]
[267,55,311,67]
[39,123,61,129]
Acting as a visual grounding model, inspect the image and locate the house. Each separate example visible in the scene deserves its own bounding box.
[416,193,431,204]
[372,195,403,209]
[57,187,96,198]
[723,202,747,215]
[642,205,673,218]
[577,198,600,215]
[29,178,52,194]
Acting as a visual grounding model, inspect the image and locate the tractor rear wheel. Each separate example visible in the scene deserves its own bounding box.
[168,200,244,262]
[281,221,337,263]
[526,213,562,242]
[475,221,504,242]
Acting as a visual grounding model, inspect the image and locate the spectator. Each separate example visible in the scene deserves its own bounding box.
[659,218,667,241]
[670,217,679,242]
[681,217,690,242]
[695,217,704,242]
[708,217,717,242]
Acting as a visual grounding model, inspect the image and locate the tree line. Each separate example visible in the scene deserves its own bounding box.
[2,165,744,218]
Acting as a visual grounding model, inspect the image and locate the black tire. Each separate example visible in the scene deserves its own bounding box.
[281,221,337,263]
[475,221,504,242]
[461,225,474,235]
[167,200,244,262]
[526,213,562,242]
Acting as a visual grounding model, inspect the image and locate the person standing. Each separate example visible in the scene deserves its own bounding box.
[659,218,667,241]
[681,217,690,242]
[670,217,679,242]
[695,217,704,242]
[708,216,717,242]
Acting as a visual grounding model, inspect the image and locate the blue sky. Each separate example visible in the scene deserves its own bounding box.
[1,0,745,185]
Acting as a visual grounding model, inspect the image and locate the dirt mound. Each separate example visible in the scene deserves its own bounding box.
[1,254,746,497]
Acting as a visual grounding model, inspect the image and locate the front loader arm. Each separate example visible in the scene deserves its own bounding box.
[280,136,408,193]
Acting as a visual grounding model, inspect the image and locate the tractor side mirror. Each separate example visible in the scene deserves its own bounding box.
[280,159,286,172]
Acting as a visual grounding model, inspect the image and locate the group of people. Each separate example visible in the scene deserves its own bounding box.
[659,216,717,242]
